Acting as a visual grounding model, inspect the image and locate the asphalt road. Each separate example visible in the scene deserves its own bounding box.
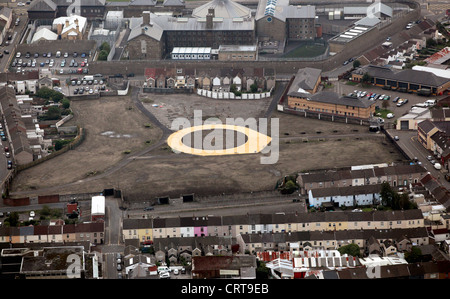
[386,129,450,189]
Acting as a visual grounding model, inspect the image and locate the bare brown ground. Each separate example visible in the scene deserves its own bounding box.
[9,95,405,200]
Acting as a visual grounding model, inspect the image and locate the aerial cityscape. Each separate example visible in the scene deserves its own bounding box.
[0,0,449,285]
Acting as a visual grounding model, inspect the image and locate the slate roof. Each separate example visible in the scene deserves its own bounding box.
[128,12,254,42]
[354,65,449,88]
[28,0,57,12]
[288,67,321,94]
[310,184,382,198]
[308,91,376,108]
[192,0,251,19]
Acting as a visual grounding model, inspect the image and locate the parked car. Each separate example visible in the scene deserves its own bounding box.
[386,113,395,119]
[144,206,154,211]
[159,272,170,279]
[394,136,399,141]
[29,211,35,217]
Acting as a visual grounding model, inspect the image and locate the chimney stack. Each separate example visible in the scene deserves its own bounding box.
[206,8,214,29]
[143,11,151,25]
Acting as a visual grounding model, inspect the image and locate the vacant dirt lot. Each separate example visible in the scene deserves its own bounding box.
[141,93,273,128]
[11,96,163,193]
[9,93,405,200]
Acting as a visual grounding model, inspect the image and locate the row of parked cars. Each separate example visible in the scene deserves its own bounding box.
[17,51,88,59]
[350,90,391,101]
[351,90,410,108]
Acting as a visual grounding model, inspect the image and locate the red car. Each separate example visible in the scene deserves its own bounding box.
[4,146,9,152]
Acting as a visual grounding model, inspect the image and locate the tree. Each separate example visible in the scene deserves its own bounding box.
[362,73,372,84]
[405,246,422,263]
[256,260,270,279]
[381,99,390,109]
[98,50,108,61]
[380,182,394,207]
[45,106,61,120]
[426,38,437,48]
[99,42,111,54]
[54,140,65,151]
[61,98,70,109]
[6,212,19,227]
[250,83,258,93]
[353,60,361,68]
[338,243,361,257]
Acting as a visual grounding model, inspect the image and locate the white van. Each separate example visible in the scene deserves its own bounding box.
[434,163,442,170]
[157,266,170,274]
[425,99,437,107]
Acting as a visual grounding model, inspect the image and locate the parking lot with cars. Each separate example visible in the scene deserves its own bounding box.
[337,81,442,122]
[12,50,91,75]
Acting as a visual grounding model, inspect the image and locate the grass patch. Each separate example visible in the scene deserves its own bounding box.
[283,44,327,58]
[345,81,359,86]
[375,109,393,119]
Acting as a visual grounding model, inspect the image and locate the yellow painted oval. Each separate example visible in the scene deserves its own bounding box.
[167,124,272,156]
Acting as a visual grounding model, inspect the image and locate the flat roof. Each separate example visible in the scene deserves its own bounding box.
[92,195,105,215]
[218,45,257,52]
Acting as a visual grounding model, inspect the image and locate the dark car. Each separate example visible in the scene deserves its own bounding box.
[3,50,9,54]
[144,207,154,211]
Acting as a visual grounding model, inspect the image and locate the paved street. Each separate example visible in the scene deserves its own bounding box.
[386,129,450,189]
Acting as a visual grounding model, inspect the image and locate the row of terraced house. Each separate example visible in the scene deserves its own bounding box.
[0,222,105,245]
[123,210,425,243]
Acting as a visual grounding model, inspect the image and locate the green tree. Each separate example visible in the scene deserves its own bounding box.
[353,60,361,68]
[98,50,108,61]
[54,140,64,151]
[405,246,422,263]
[250,83,258,93]
[61,98,70,109]
[99,42,111,54]
[45,106,61,120]
[380,182,394,207]
[338,243,361,257]
[256,260,270,279]
[7,212,19,227]
[362,72,372,84]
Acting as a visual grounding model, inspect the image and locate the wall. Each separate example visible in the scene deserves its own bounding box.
[125,34,163,60]
[287,96,375,119]
[196,88,271,100]
[256,15,286,42]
